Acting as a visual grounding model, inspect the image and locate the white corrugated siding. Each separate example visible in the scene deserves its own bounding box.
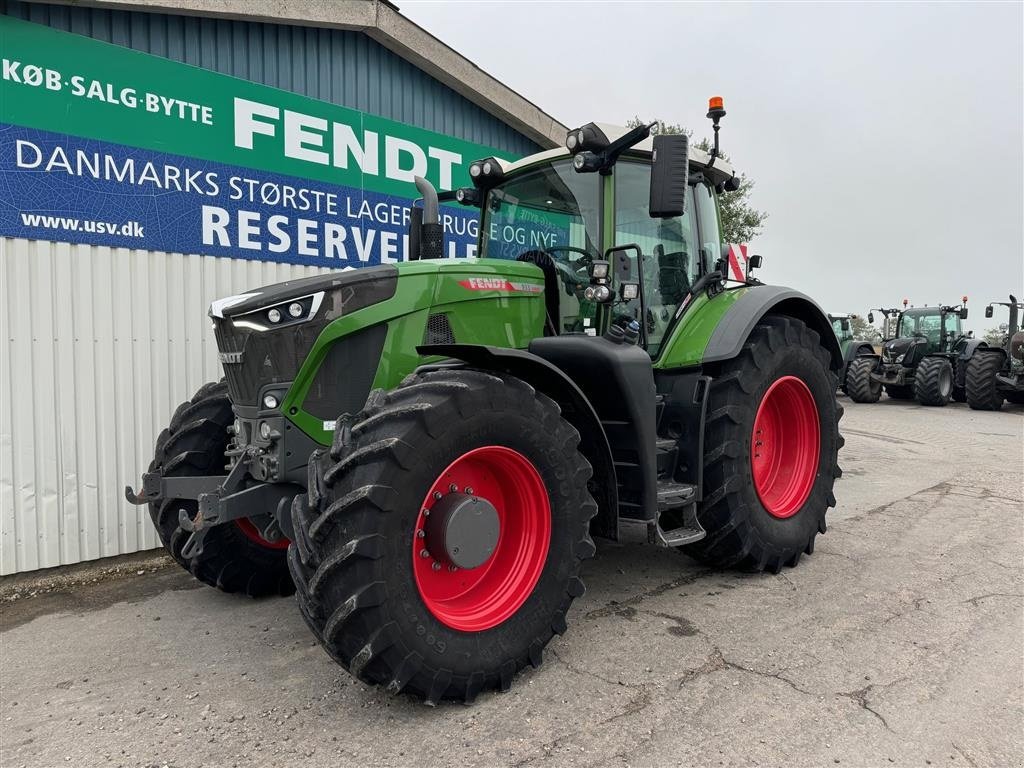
[0,238,330,574]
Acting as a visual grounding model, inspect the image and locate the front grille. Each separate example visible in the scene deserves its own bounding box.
[214,319,328,405]
[212,267,399,407]
[424,313,456,345]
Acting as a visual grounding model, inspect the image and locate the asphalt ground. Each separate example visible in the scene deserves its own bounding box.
[2,397,1022,768]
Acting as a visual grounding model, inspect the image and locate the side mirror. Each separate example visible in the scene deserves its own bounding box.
[841,318,850,331]
[960,307,969,320]
[985,305,994,318]
[868,312,875,324]
[649,133,688,218]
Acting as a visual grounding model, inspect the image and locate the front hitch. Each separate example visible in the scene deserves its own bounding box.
[126,448,300,559]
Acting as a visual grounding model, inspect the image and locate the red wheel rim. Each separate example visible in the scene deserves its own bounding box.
[751,376,820,519]
[413,446,551,632]
[235,518,290,550]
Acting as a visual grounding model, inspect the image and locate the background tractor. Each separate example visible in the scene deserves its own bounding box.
[128,102,844,704]
[846,301,969,406]
[963,295,1024,410]
[829,313,875,394]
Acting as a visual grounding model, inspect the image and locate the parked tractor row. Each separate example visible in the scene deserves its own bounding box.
[833,298,1024,410]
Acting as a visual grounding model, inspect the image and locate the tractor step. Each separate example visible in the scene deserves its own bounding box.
[647,486,706,547]
[656,481,696,511]
[653,522,706,547]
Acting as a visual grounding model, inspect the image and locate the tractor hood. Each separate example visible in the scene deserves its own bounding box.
[209,259,546,411]
[882,337,923,363]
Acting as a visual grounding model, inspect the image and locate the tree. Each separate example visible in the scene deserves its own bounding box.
[849,314,879,342]
[982,327,1007,346]
[626,117,768,244]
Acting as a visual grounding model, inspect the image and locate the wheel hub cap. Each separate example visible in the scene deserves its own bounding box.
[424,493,500,570]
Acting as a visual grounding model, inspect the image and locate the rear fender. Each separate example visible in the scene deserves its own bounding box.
[846,342,875,364]
[417,343,619,540]
[702,287,843,372]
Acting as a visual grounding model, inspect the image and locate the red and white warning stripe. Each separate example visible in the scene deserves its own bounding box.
[726,243,748,282]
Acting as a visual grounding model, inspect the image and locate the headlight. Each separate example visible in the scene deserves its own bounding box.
[895,354,905,363]
[229,292,324,332]
[263,393,279,409]
[259,421,272,440]
[584,285,611,303]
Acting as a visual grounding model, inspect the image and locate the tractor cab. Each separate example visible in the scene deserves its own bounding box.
[892,305,965,354]
[440,119,741,359]
[829,315,853,346]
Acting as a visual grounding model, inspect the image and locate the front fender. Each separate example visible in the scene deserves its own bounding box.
[416,343,619,540]
[702,286,843,371]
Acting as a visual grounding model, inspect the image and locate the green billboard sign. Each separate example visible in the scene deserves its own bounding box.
[0,15,515,266]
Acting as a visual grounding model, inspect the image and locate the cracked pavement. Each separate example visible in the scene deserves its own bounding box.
[2,398,1022,767]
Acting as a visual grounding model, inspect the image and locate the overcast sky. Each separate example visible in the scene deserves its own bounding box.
[402,1,1023,333]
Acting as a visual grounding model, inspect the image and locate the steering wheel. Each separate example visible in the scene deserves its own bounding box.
[540,246,595,294]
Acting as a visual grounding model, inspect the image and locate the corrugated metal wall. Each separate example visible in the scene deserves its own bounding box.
[0,5,542,573]
[0,238,331,574]
[2,0,541,158]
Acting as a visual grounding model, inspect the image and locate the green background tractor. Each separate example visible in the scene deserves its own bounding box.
[846,302,969,406]
[963,295,1024,410]
[829,313,875,394]
[129,108,844,704]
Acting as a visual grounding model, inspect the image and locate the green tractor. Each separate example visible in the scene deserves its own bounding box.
[829,313,875,394]
[963,295,1024,410]
[128,104,843,703]
[846,301,969,406]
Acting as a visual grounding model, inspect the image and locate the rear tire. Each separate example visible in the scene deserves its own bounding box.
[289,369,596,703]
[846,357,881,403]
[682,316,842,573]
[965,351,1005,411]
[914,357,953,406]
[885,384,914,400]
[148,381,293,597]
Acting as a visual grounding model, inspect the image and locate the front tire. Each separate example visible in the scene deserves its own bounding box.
[682,316,843,573]
[914,357,953,406]
[965,351,1005,411]
[846,357,881,403]
[148,381,293,597]
[289,369,597,703]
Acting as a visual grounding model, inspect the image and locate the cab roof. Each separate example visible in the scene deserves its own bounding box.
[484,123,736,187]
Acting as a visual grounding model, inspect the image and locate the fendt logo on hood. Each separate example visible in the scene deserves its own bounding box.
[458,277,543,293]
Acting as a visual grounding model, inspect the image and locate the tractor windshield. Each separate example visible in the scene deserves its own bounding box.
[480,160,602,332]
[897,309,960,348]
